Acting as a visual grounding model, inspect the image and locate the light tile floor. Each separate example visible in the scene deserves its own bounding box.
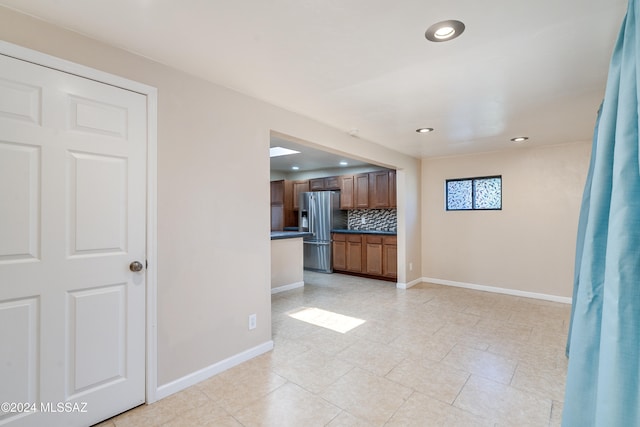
[97,272,570,426]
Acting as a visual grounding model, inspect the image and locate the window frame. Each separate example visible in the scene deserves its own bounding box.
[445,175,502,211]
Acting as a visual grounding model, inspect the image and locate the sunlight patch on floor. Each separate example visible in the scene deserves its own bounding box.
[288,307,366,333]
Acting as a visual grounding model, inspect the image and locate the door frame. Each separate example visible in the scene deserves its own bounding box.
[0,40,160,403]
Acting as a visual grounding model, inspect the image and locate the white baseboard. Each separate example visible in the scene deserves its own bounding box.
[155,340,274,401]
[396,277,423,290]
[421,277,572,304]
[271,281,305,294]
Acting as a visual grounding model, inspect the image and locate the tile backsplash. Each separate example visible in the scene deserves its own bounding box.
[347,209,397,231]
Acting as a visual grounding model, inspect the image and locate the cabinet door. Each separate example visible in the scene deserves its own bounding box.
[354,174,369,208]
[365,235,383,275]
[346,235,363,272]
[325,176,341,190]
[271,205,284,231]
[292,180,310,210]
[283,180,297,227]
[369,171,390,208]
[340,175,354,209]
[270,180,285,231]
[271,180,285,204]
[389,170,397,208]
[309,178,325,191]
[383,236,397,278]
[332,234,347,271]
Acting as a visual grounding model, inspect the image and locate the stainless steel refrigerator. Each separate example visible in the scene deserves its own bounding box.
[299,191,347,273]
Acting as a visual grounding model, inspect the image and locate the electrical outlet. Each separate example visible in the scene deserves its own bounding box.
[249,314,257,330]
[361,217,366,224]
[409,262,413,271]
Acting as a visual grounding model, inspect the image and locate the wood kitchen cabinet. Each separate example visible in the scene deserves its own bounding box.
[292,180,309,210]
[309,176,340,191]
[333,233,363,273]
[270,180,285,231]
[364,235,383,276]
[334,170,398,210]
[282,179,309,228]
[285,169,396,213]
[354,173,370,208]
[271,180,284,204]
[332,233,347,270]
[345,234,364,272]
[332,232,397,281]
[389,170,396,208]
[382,235,397,278]
[339,175,354,209]
[369,170,397,208]
[283,180,296,228]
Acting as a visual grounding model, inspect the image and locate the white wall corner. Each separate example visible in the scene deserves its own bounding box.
[154,340,274,402]
[396,277,423,290]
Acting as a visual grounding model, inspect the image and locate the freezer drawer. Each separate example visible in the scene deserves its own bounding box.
[303,240,332,273]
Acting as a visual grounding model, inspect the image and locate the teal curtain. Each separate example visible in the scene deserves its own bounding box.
[563,0,640,425]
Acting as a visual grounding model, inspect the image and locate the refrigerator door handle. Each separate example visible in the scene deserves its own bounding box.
[308,200,315,238]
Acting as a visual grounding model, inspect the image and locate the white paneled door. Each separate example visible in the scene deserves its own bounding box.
[0,54,147,426]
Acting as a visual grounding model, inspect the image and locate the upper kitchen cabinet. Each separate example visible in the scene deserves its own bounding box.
[339,175,355,209]
[271,180,285,204]
[369,170,396,208]
[354,173,370,209]
[282,179,309,228]
[309,176,340,191]
[270,180,285,231]
[292,180,310,210]
[339,170,396,210]
[389,170,396,208]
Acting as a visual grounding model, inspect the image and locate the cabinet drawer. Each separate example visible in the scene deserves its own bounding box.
[346,234,362,243]
[333,233,346,242]
[366,235,383,244]
[383,236,397,245]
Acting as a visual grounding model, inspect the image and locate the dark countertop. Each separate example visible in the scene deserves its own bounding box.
[332,229,397,236]
[270,231,314,240]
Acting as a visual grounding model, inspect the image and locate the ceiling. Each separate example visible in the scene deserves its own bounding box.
[1,0,627,161]
[270,135,371,173]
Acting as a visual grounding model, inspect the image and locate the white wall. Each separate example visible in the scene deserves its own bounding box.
[271,238,304,290]
[0,6,422,390]
[422,142,591,298]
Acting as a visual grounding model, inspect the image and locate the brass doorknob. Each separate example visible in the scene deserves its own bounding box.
[129,261,144,272]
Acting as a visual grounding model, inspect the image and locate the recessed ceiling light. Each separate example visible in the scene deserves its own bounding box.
[339,161,349,166]
[510,136,529,143]
[270,146,301,157]
[291,166,300,170]
[425,20,465,42]
[416,127,434,133]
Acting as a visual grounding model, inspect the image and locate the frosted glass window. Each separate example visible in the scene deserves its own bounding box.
[446,176,502,211]
[473,177,502,209]
[446,180,472,210]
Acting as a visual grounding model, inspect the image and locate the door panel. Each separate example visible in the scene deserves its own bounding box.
[68,152,127,255]
[0,142,40,261]
[0,77,41,125]
[68,284,126,394]
[0,54,146,427]
[0,297,39,406]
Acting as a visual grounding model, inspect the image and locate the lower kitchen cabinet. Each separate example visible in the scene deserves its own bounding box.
[332,233,397,281]
[345,235,363,272]
[365,235,383,276]
[332,234,347,270]
[382,236,397,278]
